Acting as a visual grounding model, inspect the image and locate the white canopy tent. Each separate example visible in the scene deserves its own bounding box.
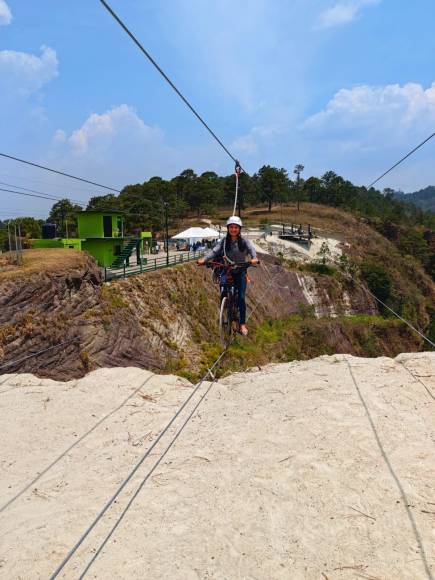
[201,227,221,238]
[171,226,221,241]
[171,227,206,240]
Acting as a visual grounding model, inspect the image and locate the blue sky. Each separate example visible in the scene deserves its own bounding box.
[1,0,435,218]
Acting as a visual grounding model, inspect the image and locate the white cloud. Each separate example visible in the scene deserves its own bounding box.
[50,105,189,187]
[318,0,380,28]
[66,105,163,155]
[301,80,435,190]
[53,129,66,144]
[0,0,12,25]
[304,81,435,139]
[0,45,58,97]
[232,124,287,157]
[48,104,247,191]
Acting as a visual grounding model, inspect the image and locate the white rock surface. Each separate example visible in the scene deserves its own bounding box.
[254,233,342,263]
[0,354,434,579]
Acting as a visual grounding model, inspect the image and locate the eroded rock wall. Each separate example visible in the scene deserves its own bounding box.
[0,252,388,380]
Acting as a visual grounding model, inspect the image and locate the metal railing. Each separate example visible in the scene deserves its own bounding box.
[265,223,313,247]
[104,250,205,281]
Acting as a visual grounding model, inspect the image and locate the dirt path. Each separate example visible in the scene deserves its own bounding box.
[0,353,434,579]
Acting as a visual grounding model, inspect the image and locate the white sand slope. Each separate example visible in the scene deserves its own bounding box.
[0,353,434,579]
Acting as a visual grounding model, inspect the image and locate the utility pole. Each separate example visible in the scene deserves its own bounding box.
[163,201,169,267]
[17,224,23,265]
[293,164,304,212]
[14,224,19,264]
[7,220,11,253]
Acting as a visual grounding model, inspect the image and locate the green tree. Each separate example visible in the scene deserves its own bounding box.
[255,165,289,212]
[303,176,324,204]
[360,262,392,303]
[87,193,119,211]
[48,199,82,237]
[173,169,200,214]
[196,171,223,215]
[8,217,43,239]
[399,229,430,264]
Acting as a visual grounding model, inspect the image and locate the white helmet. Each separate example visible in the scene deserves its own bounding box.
[226,215,243,227]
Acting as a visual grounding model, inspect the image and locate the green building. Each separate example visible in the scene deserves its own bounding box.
[32,210,147,269]
[32,238,82,251]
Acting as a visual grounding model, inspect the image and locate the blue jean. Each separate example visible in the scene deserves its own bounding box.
[232,271,247,325]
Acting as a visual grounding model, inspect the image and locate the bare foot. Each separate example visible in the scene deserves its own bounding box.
[240,324,248,336]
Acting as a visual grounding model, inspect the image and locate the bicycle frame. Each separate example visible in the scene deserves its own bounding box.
[207,260,254,346]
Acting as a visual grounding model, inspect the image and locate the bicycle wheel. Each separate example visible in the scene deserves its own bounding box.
[232,289,240,332]
[219,296,232,347]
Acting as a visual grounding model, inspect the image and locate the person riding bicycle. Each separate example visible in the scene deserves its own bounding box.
[198,216,259,336]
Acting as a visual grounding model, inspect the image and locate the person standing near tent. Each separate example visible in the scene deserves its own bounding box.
[197,216,258,336]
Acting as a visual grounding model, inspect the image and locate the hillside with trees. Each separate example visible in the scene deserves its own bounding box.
[2,167,434,284]
[86,167,435,282]
[393,186,435,213]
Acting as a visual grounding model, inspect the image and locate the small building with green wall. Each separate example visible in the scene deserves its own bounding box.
[32,210,145,268]
[32,238,82,250]
[77,210,124,239]
[77,210,128,267]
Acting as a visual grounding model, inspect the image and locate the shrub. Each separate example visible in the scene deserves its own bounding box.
[360,261,392,303]
[306,262,336,275]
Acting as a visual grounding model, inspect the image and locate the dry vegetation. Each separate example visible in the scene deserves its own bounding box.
[0,204,433,380]
[0,249,87,281]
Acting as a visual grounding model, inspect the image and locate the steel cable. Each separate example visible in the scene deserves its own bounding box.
[98,0,243,170]
[346,358,434,580]
[78,378,216,578]
[74,269,277,577]
[0,374,155,514]
[50,266,276,578]
[367,132,435,189]
[259,256,435,349]
[0,181,85,205]
[356,283,435,349]
[0,338,80,372]
[395,360,435,401]
[0,153,120,192]
[49,349,226,578]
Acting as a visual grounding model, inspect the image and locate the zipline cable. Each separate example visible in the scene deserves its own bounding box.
[367,132,435,189]
[74,266,275,578]
[0,171,99,193]
[0,338,80,372]
[0,181,85,206]
[357,282,435,349]
[78,378,216,579]
[98,0,243,170]
[396,360,435,401]
[259,256,435,349]
[346,358,434,580]
[0,186,66,203]
[49,348,226,579]
[0,374,155,514]
[1,186,173,218]
[233,160,241,216]
[51,263,276,578]
[0,153,121,192]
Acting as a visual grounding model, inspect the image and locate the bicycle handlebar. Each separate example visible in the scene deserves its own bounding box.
[204,260,259,269]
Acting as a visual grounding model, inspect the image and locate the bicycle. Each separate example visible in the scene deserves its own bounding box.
[206,259,257,347]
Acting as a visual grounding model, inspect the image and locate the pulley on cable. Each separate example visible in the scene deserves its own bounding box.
[233,160,242,216]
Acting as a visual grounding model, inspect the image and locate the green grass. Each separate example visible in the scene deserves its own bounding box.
[201,313,423,378]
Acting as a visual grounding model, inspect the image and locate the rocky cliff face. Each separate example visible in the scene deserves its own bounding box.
[245,255,376,322]
[0,250,418,381]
